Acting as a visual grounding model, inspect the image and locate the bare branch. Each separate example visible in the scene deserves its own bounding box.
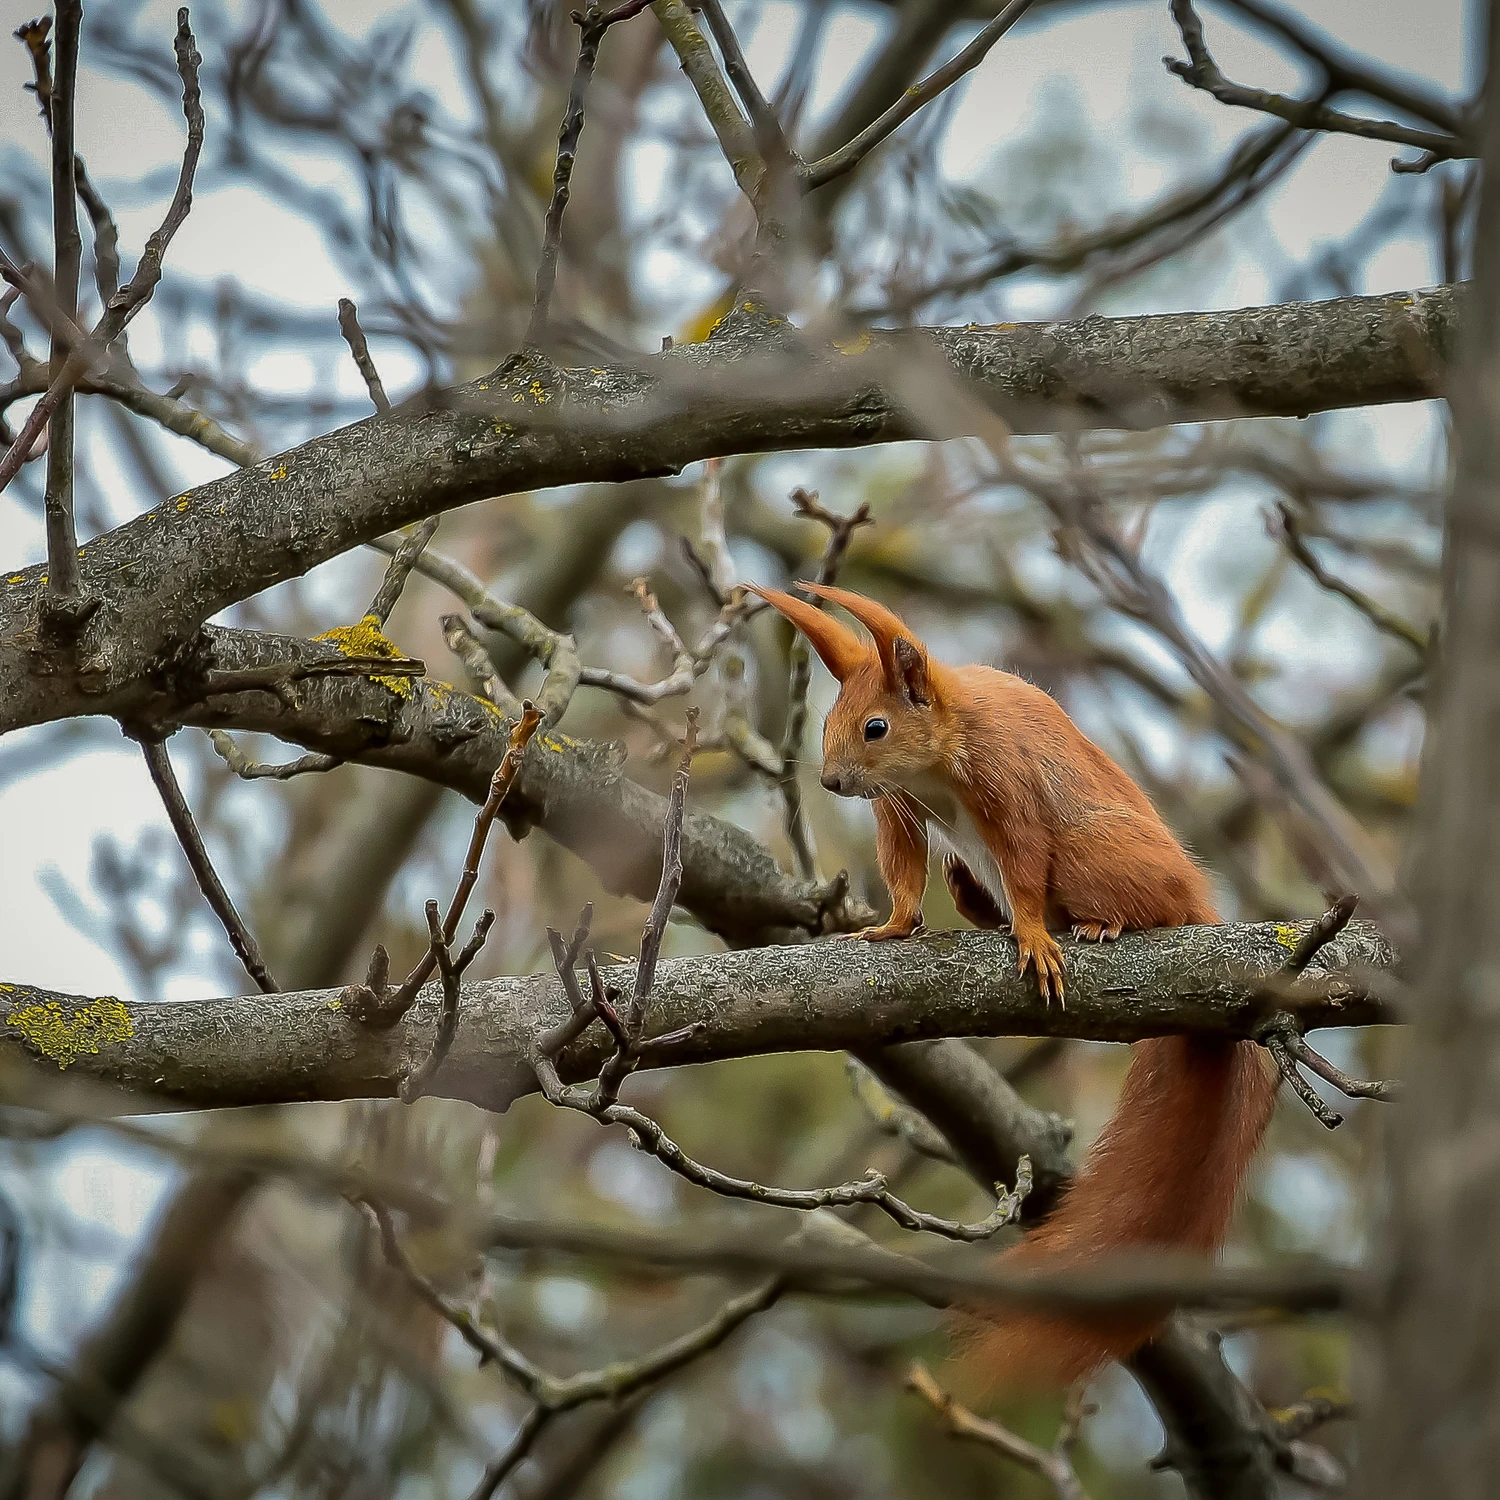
[0,285,1459,738]
[41,1,84,613]
[139,735,281,995]
[1222,0,1467,137]
[1288,1033,1401,1102]
[363,1193,781,1500]
[1270,1392,1354,1442]
[441,613,521,714]
[400,900,494,1101]
[524,1,658,349]
[696,0,794,165]
[478,1213,1358,1317]
[198,652,426,703]
[336,296,391,414]
[776,487,874,876]
[696,461,781,774]
[1284,892,1361,975]
[1264,1030,1344,1129]
[3,918,1397,1114]
[1165,0,1466,168]
[206,730,342,781]
[907,1360,1092,1500]
[371,535,581,724]
[1270,503,1429,654]
[805,0,1039,189]
[367,516,439,626]
[0,7,205,502]
[343,703,542,1026]
[651,0,768,218]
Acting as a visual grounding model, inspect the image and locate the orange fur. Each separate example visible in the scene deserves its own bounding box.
[748,581,1279,1389]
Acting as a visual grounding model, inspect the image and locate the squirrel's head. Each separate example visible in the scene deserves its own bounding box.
[746,582,941,800]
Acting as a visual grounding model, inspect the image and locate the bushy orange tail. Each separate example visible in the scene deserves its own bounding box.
[962,1036,1279,1391]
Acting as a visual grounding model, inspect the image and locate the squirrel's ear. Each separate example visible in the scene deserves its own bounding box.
[892,636,931,708]
[796,582,925,695]
[745,584,865,680]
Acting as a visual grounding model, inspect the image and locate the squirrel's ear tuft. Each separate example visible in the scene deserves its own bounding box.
[745,584,867,680]
[796,582,926,696]
[892,635,931,707]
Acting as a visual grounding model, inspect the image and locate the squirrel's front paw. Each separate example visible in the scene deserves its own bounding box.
[1016,930,1067,1007]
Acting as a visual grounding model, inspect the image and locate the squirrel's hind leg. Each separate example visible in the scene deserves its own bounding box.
[943,856,1011,931]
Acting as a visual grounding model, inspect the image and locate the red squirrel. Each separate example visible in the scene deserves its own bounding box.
[748,580,1279,1387]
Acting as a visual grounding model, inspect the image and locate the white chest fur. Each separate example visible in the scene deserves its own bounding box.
[895,775,1012,920]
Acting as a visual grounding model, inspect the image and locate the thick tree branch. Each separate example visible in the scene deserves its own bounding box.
[165,626,861,948]
[0,918,1394,1113]
[0,286,1457,735]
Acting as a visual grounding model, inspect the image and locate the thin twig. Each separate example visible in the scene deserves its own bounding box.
[776,487,874,876]
[588,708,700,1103]
[907,1361,1092,1500]
[651,0,770,219]
[0,284,27,371]
[696,461,781,774]
[1271,503,1428,653]
[369,535,581,725]
[538,1041,1031,1235]
[468,1405,552,1500]
[41,0,84,613]
[1222,0,1466,136]
[1284,892,1360,974]
[362,1191,780,1500]
[804,0,1039,189]
[367,516,439,625]
[15,16,123,313]
[524,3,654,349]
[379,530,739,719]
[1289,1034,1401,1102]
[198,653,426,703]
[1270,1393,1355,1441]
[577,582,752,708]
[344,704,543,1026]
[1260,895,1382,1127]
[0,7,205,501]
[535,906,603,1057]
[1165,0,1465,166]
[402,901,496,1102]
[140,736,281,995]
[441,613,522,713]
[1265,1032,1343,1129]
[695,0,793,164]
[628,709,695,1032]
[206,730,342,781]
[336,296,391,414]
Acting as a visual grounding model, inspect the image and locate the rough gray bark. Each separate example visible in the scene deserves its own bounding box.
[262,484,651,987]
[0,287,1455,736]
[1130,1322,1285,1499]
[1364,5,1500,1495]
[856,1039,1076,1216]
[104,626,862,949]
[0,918,1394,1113]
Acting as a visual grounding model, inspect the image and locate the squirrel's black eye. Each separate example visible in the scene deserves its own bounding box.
[864,717,889,742]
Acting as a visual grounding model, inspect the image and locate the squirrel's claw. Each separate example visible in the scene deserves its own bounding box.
[1071,920,1124,943]
[839,918,925,942]
[1017,930,1068,1008]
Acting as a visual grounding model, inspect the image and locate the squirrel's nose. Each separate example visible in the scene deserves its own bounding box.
[820,770,843,794]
